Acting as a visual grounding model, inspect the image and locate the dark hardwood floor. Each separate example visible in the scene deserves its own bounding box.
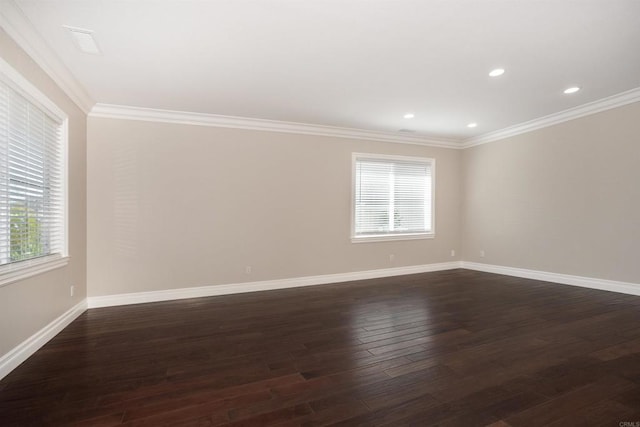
[1,269,640,426]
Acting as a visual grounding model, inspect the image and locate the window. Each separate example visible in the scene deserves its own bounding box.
[352,153,434,242]
[0,58,67,284]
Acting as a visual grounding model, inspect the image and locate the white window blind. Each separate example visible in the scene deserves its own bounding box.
[353,154,433,240]
[0,77,65,267]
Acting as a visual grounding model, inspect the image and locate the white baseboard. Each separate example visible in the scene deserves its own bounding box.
[87,261,462,308]
[0,300,87,381]
[461,261,640,296]
[2,262,637,381]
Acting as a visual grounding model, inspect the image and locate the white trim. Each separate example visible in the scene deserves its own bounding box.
[461,261,640,296]
[463,87,640,148]
[89,103,462,149]
[0,57,67,121]
[0,299,87,380]
[0,0,94,114]
[90,86,640,151]
[87,262,462,308]
[351,233,435,243]
[2,263,636,380]
[61,116,69,259]
[0,256,69,288]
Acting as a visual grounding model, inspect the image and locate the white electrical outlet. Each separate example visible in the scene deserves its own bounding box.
[245,266,252,274]
[450,249,456,257]
[70,285,74,297]
[389,254,395,262]
[480,250,485,258]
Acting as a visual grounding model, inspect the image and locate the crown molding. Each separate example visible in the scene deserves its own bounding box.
[89,103,463,149]
[463,87,640,148]
[91,86,640,150]
[3,0,634,149]
[0,0,94,114]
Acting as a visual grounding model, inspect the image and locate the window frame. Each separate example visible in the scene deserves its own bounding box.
[351,152,435,243]
[0,57,69,287]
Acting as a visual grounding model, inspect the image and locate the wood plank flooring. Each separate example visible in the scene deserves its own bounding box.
[1,269,639,426]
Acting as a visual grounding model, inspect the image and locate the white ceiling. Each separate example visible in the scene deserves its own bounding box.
[9,0,640,142]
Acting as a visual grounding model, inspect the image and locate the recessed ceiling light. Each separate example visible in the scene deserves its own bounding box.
[63,25,101,55]
[563,86,581,94]
[489,68,505,77]
[467,122,478,128]
[403,113,415,119]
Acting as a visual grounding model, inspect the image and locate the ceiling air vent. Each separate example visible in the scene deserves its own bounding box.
[63,25,101,55]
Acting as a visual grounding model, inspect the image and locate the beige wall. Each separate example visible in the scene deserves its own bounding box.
[0,29,87,357]
[3,17,638,363]
[462,102,640,283]
[87,118,461,296]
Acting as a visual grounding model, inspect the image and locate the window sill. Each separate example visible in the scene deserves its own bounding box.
[0,255,70,288]
[351,233,435,243]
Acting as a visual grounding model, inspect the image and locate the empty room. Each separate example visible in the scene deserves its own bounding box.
[1,0,639,425]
